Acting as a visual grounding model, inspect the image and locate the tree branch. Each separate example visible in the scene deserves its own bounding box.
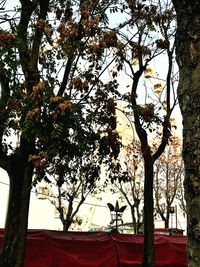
[17,0,38,91]
[30,0,50,76]
[0,62,10,165]
[57,56,75,97]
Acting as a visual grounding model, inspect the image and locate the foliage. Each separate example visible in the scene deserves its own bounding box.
[0,0,123,175]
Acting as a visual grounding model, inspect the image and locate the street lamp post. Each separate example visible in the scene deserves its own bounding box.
[107,201,127,232]
[169,206,175,228]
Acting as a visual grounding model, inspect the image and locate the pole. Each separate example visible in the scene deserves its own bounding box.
[171,212,173,228]
[116,211,118,231]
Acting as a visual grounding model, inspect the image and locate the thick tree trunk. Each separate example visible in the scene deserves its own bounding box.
[142,159,155,267]
[164,216,169,229]
[64,216,72,232]
[172,1,200,266]
[63,197,73,231]
[0,156,33,267]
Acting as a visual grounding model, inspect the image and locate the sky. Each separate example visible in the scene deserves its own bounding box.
[0,167,120,230]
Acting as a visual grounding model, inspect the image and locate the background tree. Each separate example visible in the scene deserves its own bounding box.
[172,1,200,266]
[154,136,184,228]
[176,166,186,218]
[36,154,101,231]
[120,141,144,233]
[108,140,144,234]
[109,1,177,266]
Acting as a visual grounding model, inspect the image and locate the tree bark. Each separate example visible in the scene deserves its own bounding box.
[142,157,155,267]
[131,71,156,267]
[0,155,33,267]
[64,197,74,231]
[165,213,170,229]
[172,1,200,266]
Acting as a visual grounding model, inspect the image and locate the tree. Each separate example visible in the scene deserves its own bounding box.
[37,154,101,231]
[0,1,123,266]
[154,136,184,228]
[108,140,144,234]
[172,1,200,266]
[111,1,176,265]
[120,141,144,233]
[176,166,186,218]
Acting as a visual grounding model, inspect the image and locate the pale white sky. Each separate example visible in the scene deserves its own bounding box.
[0,168,58,229]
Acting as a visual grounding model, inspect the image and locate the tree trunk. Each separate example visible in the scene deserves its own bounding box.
[142,158,155,267]
[0,155,33,267]
[164,218,169,229]
[130,206,137,234]
[63,197,74,231]
[172,1,200,266]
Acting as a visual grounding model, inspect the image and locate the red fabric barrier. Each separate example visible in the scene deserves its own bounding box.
[0,229,187,267]
[112,234,187,267]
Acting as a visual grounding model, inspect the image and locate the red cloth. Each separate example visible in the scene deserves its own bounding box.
[0,229,187,267]
[112,234,187,267]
